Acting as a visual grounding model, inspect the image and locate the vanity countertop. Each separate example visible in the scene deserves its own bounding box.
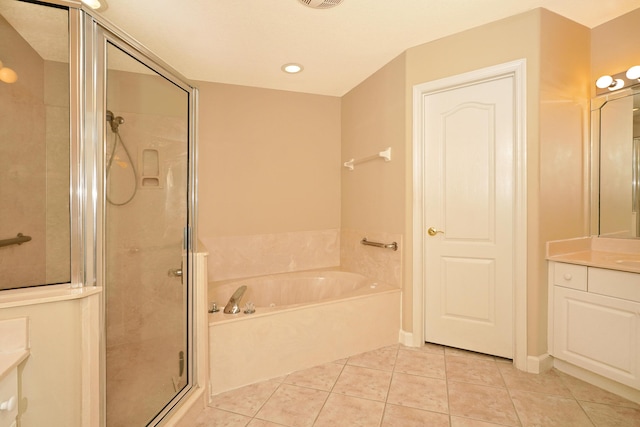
[547,236,640,274]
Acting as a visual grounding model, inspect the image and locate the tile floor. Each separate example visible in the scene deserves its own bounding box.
[191,343,640,426]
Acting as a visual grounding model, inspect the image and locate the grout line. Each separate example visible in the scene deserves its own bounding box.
[443,349,453,427]
[499,359,524,427]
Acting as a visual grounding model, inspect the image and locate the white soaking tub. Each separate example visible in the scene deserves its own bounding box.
[208,270,400,395]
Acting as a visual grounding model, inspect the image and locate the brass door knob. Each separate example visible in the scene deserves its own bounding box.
[427,227,444,236]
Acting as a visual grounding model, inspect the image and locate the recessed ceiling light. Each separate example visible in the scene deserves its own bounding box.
[281,63,304,74]
[81,0,108,11]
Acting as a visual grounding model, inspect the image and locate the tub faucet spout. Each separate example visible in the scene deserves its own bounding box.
[224,285,247,314]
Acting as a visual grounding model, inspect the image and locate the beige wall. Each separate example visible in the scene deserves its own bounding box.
[197,82,342,281]
[341,53,406,234]
[538,11,591,354]
[197,82,341,238]
[591,8,640,97]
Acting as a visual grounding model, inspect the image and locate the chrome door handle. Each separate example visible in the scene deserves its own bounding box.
[427,227,444,236]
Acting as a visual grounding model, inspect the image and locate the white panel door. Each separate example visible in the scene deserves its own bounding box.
[423,76,514,358]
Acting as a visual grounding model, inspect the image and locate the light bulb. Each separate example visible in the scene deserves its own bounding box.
[609,78,625,91]
[596,75,614,89]
[626,65,640,80]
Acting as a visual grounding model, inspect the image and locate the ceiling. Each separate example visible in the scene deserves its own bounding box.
[4,0,640,96]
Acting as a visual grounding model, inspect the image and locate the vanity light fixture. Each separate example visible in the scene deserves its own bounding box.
[281,63,304,74]
[596,65,640,94]
[0,60,17,84]
[595,75,624,91]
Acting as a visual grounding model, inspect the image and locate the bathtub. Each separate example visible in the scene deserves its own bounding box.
[208,270,401,395]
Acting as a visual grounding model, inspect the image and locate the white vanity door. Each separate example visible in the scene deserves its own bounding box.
[554,286,640,389]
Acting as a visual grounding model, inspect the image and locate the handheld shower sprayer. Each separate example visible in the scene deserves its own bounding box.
[106,109,125,133]
[105,109,137,205]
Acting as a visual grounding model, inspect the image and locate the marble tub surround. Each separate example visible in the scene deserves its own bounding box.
[547,236,640,273]
[340,229,402,288]
[201,229,340,282]
[0,317,29,380]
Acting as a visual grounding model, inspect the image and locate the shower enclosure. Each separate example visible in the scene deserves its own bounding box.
[1,0,198,425]
[100,41,195,425]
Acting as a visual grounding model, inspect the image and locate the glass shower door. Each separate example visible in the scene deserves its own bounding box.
[104,41,191,426]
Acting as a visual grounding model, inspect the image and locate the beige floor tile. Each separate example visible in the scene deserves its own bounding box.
[557,371,640,409]
[193,407,251,427]
[402,342,445,355]
[284,362,344,391]
[450,416,514,426]
[580,401,640,427]
[444,347,497,361]
[347,345,399,371]
[510,389,593,427]
[246,419,285,427]
[498,365,572,397]
[445,355,505,388]
[381,403,450,427]
[210,380,280,417]
[387,372,449,414]
[313,393,385,427]
[448,381,519,426]
[255,383,329,427]
[332,364,392,401]
[395,348,446,379]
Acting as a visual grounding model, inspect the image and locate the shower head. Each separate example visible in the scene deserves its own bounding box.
[106,110,125,133]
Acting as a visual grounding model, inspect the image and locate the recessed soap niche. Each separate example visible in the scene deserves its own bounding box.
[139,147,163,189]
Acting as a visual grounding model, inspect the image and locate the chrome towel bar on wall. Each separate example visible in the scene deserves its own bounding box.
[360,237,398,251]
[0,233,32,249]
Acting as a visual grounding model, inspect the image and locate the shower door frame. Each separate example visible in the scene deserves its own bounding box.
[81,9,199,426]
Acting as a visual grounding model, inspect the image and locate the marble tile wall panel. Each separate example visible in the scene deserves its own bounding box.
[340,228,402,288]
[202,229,340,282]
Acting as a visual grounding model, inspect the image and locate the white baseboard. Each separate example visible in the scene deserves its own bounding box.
[526,353,553,373]
[398,330,416,347]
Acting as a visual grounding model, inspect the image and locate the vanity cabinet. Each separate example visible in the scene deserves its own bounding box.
[549,261,640,390]
[0,369,17,427]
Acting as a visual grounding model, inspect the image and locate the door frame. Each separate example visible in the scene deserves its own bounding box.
[411,59,528,370]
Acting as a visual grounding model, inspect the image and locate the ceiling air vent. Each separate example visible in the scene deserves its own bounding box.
[298,0,344,9]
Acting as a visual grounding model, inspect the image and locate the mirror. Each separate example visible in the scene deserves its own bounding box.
[0,0,70,289]
[592,85,640,238]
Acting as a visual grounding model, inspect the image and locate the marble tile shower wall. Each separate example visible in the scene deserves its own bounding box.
[203,228,402,288]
